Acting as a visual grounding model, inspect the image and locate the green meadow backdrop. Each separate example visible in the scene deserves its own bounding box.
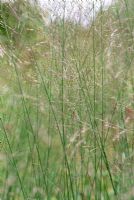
[0,0,134,199]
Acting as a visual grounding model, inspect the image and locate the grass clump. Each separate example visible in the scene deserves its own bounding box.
[0,0,134,199]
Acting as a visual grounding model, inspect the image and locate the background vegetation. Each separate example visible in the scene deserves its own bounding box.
[0,0,134,199]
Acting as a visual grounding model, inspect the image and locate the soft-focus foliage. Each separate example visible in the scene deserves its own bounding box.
[0,0,134,199]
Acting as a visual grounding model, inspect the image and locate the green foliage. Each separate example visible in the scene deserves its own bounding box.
[0,0,134,199]
[0,0,44,45]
